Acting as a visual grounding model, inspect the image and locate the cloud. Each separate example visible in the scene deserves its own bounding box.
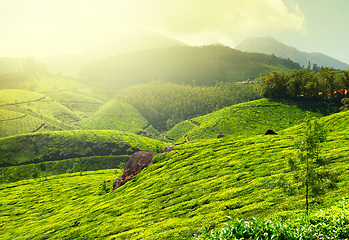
[136,0,306,34]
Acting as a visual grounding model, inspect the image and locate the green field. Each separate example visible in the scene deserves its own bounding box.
[1,109,348,239]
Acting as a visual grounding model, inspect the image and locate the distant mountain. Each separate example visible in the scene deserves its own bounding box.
[235,36,349,70]
[79,45,302,93]
[40,30,187,77]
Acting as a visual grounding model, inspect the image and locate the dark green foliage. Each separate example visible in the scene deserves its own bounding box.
[79,45,301,92]
[98,180,111,195]
[261,68,349,104]
[115,80,261,131]
[0,130,165,168]
[196,200,349,239]
[339,98,349,111]
[0,155,129,183]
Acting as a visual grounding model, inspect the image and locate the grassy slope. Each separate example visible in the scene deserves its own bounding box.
[166,98,323,142]
[0,109,46,137]
[0,130,166,167]
[45,91,103,118]
[21,76,110,102]
[1,110,348,239]
[78,100,150,134]
[0,89,82,137]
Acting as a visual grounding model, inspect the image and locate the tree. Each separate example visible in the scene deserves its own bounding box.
[262,71,289,99]
[339,98,349,112]
[280,114,338,213]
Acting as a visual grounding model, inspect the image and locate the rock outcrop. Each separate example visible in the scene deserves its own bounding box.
[163,145,174,152]
[112,151,157,190]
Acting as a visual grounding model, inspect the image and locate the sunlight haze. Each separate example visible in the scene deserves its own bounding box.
[1,0,348,64]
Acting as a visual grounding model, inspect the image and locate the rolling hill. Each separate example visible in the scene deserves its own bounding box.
[166,98,323,143]
[78,99,158,137]
[1,107,348,239]
[0,130,165,183]
[235,36,349,69]
[0,89,81,137]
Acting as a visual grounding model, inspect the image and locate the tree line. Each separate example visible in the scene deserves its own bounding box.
[261,67,349,104]
[114,80,261,131]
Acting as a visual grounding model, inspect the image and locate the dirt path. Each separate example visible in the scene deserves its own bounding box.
[188,120,199,129]
[32,122,47,133]
[0,96,48,107]
[0,115,27,122]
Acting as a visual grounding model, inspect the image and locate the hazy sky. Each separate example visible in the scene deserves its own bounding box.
[1,0,349,64]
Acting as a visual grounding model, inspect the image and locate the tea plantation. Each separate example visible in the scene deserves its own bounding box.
[1,108,349,239]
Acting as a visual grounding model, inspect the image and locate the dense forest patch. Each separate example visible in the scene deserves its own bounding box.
[115,80,261,131]
[261,67,349,105]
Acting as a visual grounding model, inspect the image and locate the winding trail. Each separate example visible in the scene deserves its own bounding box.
[32,122,47,133]
[188,120,199,129]
[0,96,48,107]
[0,115,27,122]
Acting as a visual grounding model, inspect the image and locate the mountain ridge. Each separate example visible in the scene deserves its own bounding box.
[235,36,349,70]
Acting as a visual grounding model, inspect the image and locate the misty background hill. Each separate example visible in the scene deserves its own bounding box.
[79,44,301,93]
[39,31,187,77]
[235,36,349,70]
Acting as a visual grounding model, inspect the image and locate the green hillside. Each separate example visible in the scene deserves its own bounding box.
[166,98,323,142]
[0,130,165,168]
[45,91,103,118]
[78,100,151,134]
[79,45,302,92]
[0,109,46,137]
[1,109,348,239]
[0,89,82,137]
